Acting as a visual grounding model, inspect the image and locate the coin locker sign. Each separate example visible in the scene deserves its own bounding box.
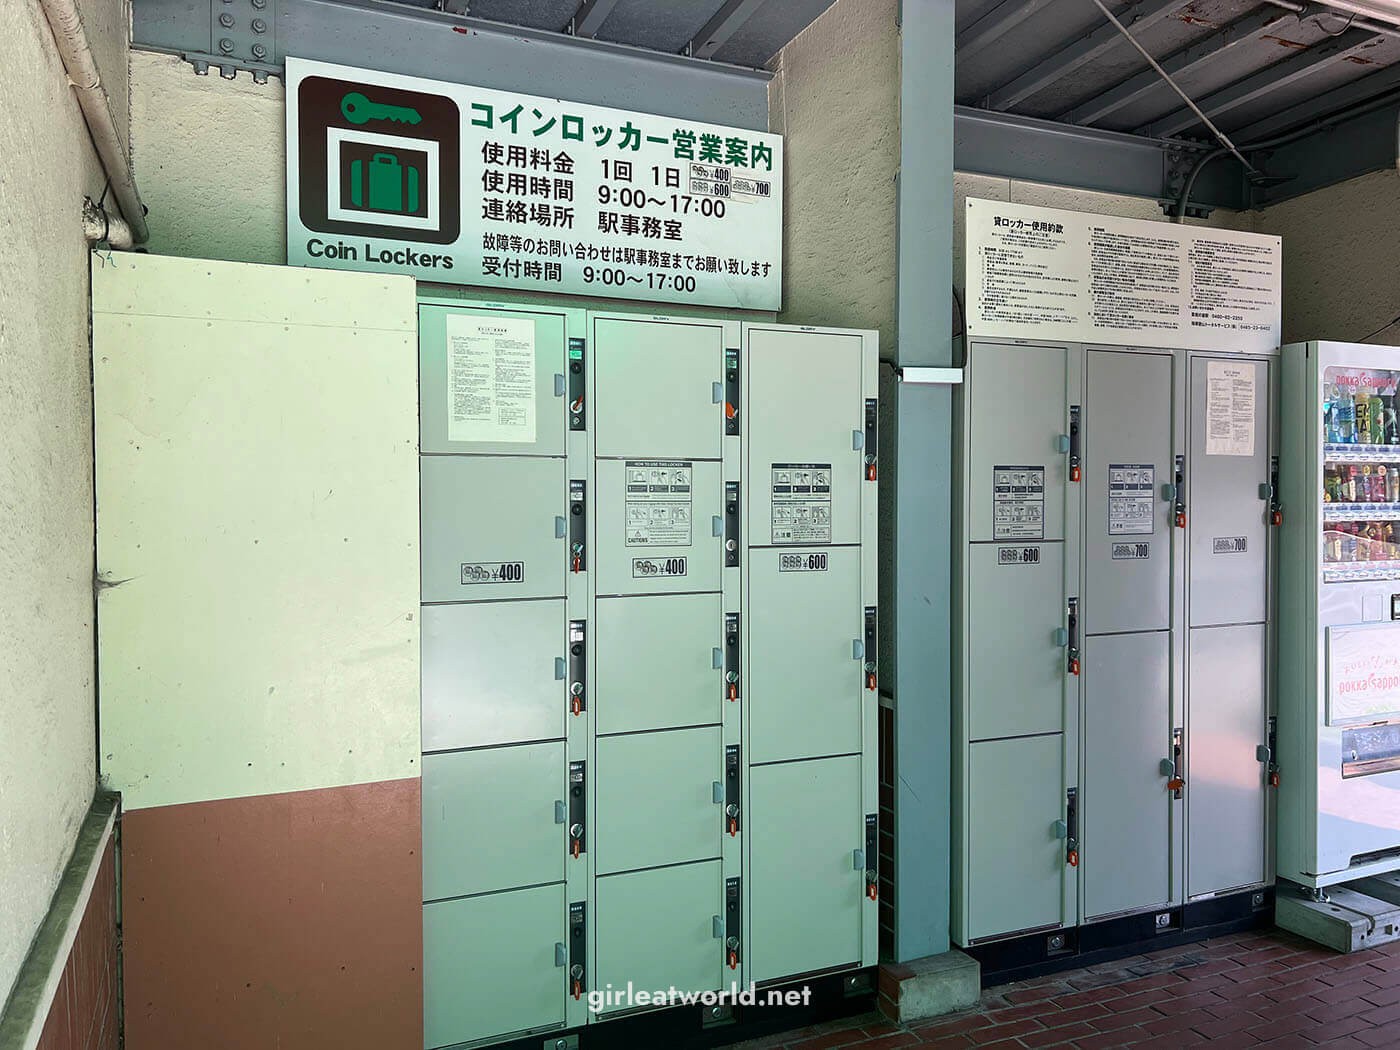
[965,199,1281,353]
[287,57,783,310]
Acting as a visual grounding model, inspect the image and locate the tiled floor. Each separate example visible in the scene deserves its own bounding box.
[734,928,1400,1049]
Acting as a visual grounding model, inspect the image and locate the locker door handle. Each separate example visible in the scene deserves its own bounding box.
[712,647,723,670]
[555,942,567,967]
[852,430,864,451]
[712,381,724,404]
[1159,758,1176,777]
[1053,627,1068,647]
[712,515,724,537]
[1055,434,1071,454]
[852,640,865,660]
[1162,483,1176,501]
[555,800,566,824]
[712,915,724,939]
[554,373,566,397]
[852,848,864,870]
[713,781,724,804]
[555,658,566,680]
[1052,819,1067,839]
[555,516,567,539]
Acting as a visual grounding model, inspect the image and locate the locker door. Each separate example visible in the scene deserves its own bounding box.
[744,328,864,547]
[424,884,565,1049]
[1083,632,1172,920]
[748,756,863,982]
[747,547,863,764]
[418,304,569,457]
[1188,356,1270,628]
[422,599,564,751]
[1188,624,1267,896]
[1083,350,1173,635]
[965,736,1068,941]
[966,542,1066,741]
[594,860,724,1005]
[966,343,1069,543]
[594,727,722,874]
[594,594,722,735]
[592,317,724,460]
[420,455,565,603]
[422,743,566,901]
[593,459,724,596]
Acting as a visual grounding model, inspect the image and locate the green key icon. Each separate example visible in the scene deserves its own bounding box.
[340,92,422,126]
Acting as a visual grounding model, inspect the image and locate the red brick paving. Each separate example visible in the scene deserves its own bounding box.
[731,928,1400,1048]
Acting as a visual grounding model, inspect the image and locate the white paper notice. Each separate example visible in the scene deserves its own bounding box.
[1205,360,1256,457]
[446,314,536,443]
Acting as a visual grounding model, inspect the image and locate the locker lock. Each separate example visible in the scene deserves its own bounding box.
[725,669,739,701]
[570,963,584,1000]
[726,803,740,836]
[865,661,877,692]
[570,681,584,716]
[569,823,584,858]
[866,869,879,900]
[726,936,739,970]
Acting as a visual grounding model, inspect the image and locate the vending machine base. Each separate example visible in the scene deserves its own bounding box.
[1277,876,1400,954]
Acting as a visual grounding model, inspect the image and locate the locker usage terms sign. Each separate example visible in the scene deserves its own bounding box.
[965,199,1281,353]
[286,58,783,310]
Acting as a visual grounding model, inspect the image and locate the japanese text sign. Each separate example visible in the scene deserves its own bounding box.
[286,58,783,309]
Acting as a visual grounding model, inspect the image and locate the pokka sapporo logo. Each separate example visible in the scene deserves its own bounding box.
[297,75,460,246]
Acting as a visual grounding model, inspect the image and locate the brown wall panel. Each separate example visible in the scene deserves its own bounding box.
[121,778,422,1050]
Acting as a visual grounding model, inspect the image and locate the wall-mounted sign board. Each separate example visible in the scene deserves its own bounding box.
[965,199,1281,353]
[286,58,783,310]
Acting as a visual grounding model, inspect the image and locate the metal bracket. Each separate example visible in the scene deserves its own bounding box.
[205,0,278,70]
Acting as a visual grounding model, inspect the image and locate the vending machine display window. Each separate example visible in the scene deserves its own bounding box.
[1322,367,1400,582]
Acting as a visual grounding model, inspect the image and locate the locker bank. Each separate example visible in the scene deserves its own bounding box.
[13,1,1400,1049]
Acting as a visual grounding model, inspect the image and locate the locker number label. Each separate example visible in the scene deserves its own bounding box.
[1111,543,1151,561]
[997,546,1041,565]
[771,463,833,544]
[779,552,829,572]
[632,557,688,578]
[460,561,525,584]
[1212,536,1248,554]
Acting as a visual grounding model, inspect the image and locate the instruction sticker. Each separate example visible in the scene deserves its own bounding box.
[992,465,1045,540]
[626,461,693,546]
[446,314,536,443]
[771,463,833,544]
[1206,360,1256,457]
[1108,464,1155,535]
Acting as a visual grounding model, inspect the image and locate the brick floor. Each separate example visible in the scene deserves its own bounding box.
[731,928,1400,1048]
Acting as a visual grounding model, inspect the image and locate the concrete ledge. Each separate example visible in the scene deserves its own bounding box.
[877,950,980,1024]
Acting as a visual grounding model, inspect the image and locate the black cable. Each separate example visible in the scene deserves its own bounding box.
[1359,314,1400,344]
[952,284,967,368]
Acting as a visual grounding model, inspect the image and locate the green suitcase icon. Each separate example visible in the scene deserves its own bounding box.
[349,151,420,214]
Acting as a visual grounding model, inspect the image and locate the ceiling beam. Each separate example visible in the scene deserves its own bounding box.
[1140,28,1384,138]
[686,0,770,59]
[1059,7,1289,126]
[984,0,1190,111]
[956,0,1057,64]
[570,0,623,39]
[1232,58,1400,142]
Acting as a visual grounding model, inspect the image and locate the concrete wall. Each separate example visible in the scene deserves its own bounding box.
[1251,169,1400,345]
[0,0,129,1011]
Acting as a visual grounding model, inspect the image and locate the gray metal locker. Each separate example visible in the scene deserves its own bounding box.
[1083,349,1173,636]
[744,327,864,547]
[422,743,566,901]
[748,756,864,982]
[418,303,569,458]
[1187,624,1268,897]
[593,594,722,736]
[1188,356,1271,628]
[747,546,863,764]
[591,316,724,460]
[422,599,565,751]
[965,542,1067,741]
[423,883,566,1049]
[965,343,1069,544]
[593,726,722,875]
[964,736,1068,942]
[1082,631,1172,920]
[420,454,566,603]
[593,860,724,1006]
[592,458,723,596]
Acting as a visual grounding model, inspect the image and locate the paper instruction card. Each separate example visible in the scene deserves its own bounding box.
[1206,360,1256,457]
[446,314,536,443]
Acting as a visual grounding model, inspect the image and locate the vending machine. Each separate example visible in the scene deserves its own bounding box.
[1279,342,1400,890]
